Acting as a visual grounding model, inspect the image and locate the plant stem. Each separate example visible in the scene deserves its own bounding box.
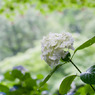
[69,59,95,92]
[69,59,82,73]
[90,84,95,92]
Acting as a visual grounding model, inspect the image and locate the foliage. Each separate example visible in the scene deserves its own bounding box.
[0,45,50,75]
[0,7,95,94]
[0,8,95,60]
[75,85,95,95]
[40,63,64,87]
[59,75,76,95]
[0,66,48,95]
[80,65,95,84]
[0,34,95,94]
[72,36,95,58]
[0,0,95,18]
[40,35,95,94]
[0,10,54,60]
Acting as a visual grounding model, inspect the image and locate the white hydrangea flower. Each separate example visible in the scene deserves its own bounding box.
[41,32,74,67]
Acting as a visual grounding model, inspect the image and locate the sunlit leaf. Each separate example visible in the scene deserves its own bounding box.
[37,74,44,80]
[74,85,95,95]
[1,0,95,18]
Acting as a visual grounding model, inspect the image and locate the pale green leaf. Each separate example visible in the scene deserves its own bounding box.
[72,36,95,58]
[59,75,76,95]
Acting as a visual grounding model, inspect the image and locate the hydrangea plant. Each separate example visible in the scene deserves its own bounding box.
[41,32,95,95]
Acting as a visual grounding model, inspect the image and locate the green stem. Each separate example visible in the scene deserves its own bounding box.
[69,59,81,73]
[69,59,95,92]
[90,84,95,92]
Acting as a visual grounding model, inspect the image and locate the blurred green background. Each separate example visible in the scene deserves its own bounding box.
[0,0,95,94]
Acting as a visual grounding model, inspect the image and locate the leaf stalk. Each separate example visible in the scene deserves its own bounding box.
[69,59,95,92]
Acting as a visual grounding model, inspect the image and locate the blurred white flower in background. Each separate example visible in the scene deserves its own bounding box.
[41,32,74,67]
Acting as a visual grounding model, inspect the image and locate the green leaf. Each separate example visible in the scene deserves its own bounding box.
[80,65,95,84]
[74,85,95,95]
[0,84,9,93]
[87,65,95,73]
[12,69,24,80]
[24,78,37,89]
[40,63,64,87]
[72,36,95,58]
[37,74,44,80]
[4,71,15,81]
[22,72,31,81]
[59,75,76,95]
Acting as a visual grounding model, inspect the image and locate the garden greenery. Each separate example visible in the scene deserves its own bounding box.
[0,0,95,19]
[40,33,95,95]
[0,0,95,94]
[0,66,48,95]
[0,33,95,95]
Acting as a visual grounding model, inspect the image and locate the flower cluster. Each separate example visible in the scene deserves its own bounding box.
[41,32,74,67]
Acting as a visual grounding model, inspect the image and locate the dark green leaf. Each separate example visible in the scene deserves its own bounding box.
[0,84,9,93]
[22,72,31,81]
[80,73,95,84]
[40,63,64,87]
[87,65,95,73]
[80,65,95,84]
[24,78,37,89]
[72,36,95,58]
[59,75,76,95]
[12,69,24,80]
